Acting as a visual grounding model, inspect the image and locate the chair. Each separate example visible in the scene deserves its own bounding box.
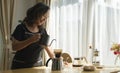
[61,53,72,63]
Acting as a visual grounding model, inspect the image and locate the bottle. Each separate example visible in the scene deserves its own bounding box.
[92,49,100,66]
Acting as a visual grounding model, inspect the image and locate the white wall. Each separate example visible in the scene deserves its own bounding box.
[12,0,36,33]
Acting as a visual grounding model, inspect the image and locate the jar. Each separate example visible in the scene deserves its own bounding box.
[72,57,83,67]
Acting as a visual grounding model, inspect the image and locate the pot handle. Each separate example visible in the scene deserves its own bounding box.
[46,58,52,67]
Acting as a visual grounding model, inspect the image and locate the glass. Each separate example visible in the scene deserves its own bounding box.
[72,57,83,67]
[54,49,62,58]
[114,54,120,67]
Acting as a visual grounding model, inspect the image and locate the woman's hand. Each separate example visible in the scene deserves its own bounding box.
[12,33,41,51]
[42,46,55,58]
[29,33,41,43]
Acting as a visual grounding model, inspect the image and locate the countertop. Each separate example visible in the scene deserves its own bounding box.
[1,64,120,73]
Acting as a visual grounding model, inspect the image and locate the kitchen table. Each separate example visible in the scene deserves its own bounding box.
[1,64,120,73]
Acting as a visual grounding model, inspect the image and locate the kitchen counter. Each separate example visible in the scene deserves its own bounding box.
[1,65,120,73]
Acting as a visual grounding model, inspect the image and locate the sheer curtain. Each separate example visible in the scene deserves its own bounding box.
[49,0,120,66]
[48,0,95,60]
[48,0,80,58]
[48,0,91,59]
[95,0,120,66]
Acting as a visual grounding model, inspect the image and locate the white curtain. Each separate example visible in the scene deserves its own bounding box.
[95,0,120,66]
[48,0,95,61]
[48,0,120,66]
[48,0,85,58]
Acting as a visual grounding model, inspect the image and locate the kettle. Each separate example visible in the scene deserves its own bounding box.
[46,49,63,71]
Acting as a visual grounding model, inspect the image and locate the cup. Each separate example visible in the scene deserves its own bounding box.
[54,49,62,58]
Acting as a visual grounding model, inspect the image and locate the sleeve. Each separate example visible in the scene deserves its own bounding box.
[39,29,49,46]
[11,24,24,41]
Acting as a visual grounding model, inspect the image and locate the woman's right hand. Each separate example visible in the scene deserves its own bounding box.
[11,33,41,51]
[29,33,41,43]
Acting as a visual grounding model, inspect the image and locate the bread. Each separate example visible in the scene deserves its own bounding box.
[83,65,95,71]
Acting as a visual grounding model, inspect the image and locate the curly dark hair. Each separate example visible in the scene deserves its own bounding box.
[24,2,50,26]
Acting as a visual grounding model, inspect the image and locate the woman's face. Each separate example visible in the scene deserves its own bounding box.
[35,11,49,26]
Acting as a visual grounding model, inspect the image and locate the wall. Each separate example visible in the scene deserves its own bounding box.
[12,0,36,33]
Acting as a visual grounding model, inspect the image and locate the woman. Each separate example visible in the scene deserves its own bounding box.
[11,2,54,69]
